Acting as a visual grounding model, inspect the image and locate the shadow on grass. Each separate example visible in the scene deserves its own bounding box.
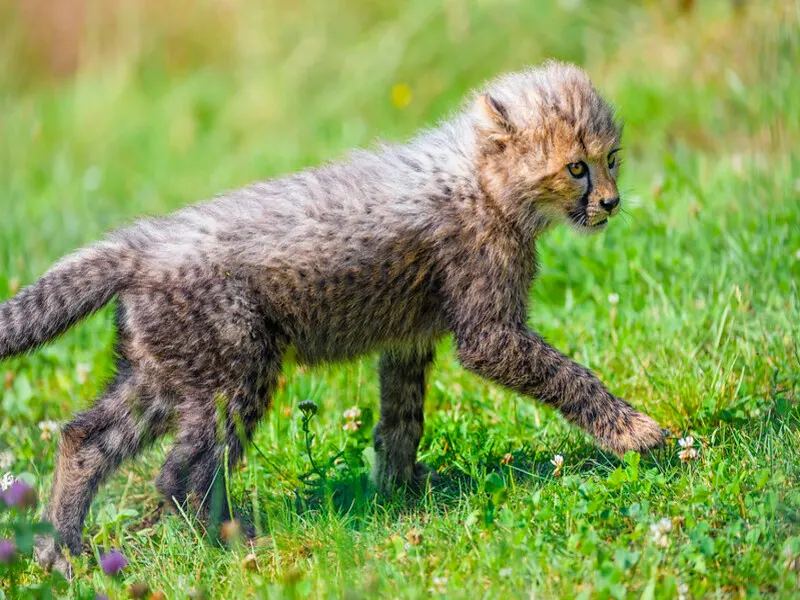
[128,438,684,557]
[271,439,665,523]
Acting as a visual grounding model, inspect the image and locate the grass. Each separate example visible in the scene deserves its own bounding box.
[1,0,799,597]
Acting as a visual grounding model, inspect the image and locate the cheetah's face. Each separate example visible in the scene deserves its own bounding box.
[473,69,622,235]
[515,104,623,235]
[537,143,623,235]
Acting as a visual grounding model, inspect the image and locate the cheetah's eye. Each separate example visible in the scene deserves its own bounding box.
[567,161,587,179]
[608,151,618,169]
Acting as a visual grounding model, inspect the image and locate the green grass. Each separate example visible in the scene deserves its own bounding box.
[1,0,800,597]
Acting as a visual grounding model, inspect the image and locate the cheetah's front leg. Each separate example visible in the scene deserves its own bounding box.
[456,324,666,456]
[372,347,435,494]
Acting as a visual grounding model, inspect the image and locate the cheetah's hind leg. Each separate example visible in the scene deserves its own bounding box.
[35,366,169,579]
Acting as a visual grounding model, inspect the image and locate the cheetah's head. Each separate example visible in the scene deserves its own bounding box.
[473,61,623,235]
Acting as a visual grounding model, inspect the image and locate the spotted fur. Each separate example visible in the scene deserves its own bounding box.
[0,61,665,577]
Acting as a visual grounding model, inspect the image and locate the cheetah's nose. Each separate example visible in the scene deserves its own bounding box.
[600,197,620,212]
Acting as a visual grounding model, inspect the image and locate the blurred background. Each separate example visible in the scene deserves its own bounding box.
[0,1,795,250]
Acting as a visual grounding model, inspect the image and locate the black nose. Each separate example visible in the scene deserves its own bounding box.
[600,197,620,212]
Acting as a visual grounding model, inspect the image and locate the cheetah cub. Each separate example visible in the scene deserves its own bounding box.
[0,61,665,577]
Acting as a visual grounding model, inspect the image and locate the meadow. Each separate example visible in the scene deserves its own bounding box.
[1,0,799,597]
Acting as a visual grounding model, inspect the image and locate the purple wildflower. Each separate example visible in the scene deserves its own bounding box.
[95,595,110,600]
[1,480,37,510]
[0,539,16,564]
[100,549,128,575]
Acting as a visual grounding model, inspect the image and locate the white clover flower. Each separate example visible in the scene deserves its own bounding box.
[1,472,15,491]
[677,582,689,600]
[343,406,362,421]
[499,567,512,578]
[343,406,363,432]
[76,363,90,385]
[607,293,620,306]
[551,454,564,476]
[38,420,60,441]
[343,420,361,433]
[0,450,14,470]
[795,249,800,261]
[678,436,699,462]
[428,576,448,594]
[651,530,669,548]
[650,517,673,547]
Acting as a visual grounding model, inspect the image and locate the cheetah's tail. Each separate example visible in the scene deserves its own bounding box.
[0,242,134,359]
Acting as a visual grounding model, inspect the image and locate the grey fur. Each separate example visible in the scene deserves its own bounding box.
[0,61,665,577]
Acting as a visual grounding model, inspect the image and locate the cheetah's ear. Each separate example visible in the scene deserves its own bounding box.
[478,94,514,131]
[476,94,515,148]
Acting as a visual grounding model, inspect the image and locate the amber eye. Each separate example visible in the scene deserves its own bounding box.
[567,161,587,178]
[608,152,618,169]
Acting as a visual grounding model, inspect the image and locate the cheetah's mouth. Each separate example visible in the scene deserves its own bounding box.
[568,208,608,232]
